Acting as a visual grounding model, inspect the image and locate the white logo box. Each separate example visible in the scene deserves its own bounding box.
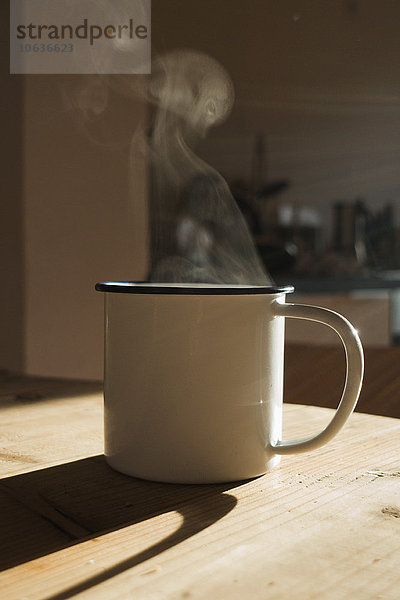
[10,0,151,74]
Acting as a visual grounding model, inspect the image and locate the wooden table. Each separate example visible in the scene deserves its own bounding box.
[1,386,400,599]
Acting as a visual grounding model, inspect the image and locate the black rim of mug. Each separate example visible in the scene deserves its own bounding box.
[95,282,294,295]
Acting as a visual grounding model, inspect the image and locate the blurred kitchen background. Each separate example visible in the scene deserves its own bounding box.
[2,0,400,380]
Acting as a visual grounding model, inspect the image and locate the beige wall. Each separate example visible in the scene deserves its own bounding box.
[23,77,148,379]
[3,1,149,380]
[3,6,150,381]
[2,52,148,379]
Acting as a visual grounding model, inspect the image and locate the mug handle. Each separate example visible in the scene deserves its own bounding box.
[270,301,364,455]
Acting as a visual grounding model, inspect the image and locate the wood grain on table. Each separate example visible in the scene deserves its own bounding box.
[0,352,399,599]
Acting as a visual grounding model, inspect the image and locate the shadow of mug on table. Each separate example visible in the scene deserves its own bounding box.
[0,454,237,599]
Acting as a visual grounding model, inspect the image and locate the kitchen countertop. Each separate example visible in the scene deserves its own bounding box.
[275,274,400,345]
[275,271,400,293]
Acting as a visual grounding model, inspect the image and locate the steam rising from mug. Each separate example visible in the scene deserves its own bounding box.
[145,50,270,284]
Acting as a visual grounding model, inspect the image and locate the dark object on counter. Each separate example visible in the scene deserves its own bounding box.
[332,199,399,271]
[367,204,398,270]
[332,199,368,266]
[256,241,297,276]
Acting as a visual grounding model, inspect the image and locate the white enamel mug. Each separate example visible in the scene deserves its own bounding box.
[95,282,364,484]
